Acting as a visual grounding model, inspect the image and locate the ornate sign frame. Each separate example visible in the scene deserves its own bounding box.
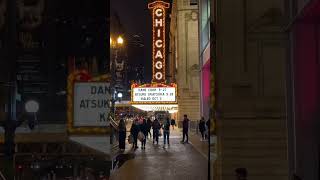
[130,83,178,104]
[67,70,112,135]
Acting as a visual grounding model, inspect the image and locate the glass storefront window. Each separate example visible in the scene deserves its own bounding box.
[200,0,211,51]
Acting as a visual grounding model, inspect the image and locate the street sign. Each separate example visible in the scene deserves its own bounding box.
[73,82,111,127]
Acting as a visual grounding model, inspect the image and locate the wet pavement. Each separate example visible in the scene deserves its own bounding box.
[110,128,208,180]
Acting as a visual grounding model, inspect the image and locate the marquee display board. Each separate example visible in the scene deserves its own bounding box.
[148,1,170,83]
[130,83,177,104]
[67,70,111,134]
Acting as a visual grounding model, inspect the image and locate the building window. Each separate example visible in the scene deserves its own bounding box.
[190,0,198,6]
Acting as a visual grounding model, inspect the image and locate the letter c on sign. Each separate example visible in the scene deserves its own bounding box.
[155,72,163,80]
[155,9,163,17]
[155,61,162,69]
[155,40,163,48]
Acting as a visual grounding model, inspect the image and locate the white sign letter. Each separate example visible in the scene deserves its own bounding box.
[155,9,163,17]
[155,19,163,27]
[155,50,163,59]
[155,61,163,69]
[155,72,163,80]
[155,40,163,48]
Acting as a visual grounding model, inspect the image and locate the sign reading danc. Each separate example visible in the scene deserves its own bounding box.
[73,82,111,127]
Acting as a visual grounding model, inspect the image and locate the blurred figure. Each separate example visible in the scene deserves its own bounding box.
[130,119,140,149]
[181,114,189,144]
[199,117,206,141]
[162,118,170,148]
[171,118,176,130]
[118,119,126,151]
[235,168,247,180]
[146,118,152,138]
[140,119,148,149]
[152,118,161,145]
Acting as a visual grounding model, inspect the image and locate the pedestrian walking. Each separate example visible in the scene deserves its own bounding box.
[181,114,190,144]
[130,119,140,149]
[171,118,176,130]
[199,117,206,141]
[118,119,126,151]
[147,118,152,139]
[140,119,148,149]
[235,168,247,180]
[152,118,161,145]
[162,118,171,148]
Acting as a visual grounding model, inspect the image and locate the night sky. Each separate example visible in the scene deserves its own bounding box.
[111,0,152,82]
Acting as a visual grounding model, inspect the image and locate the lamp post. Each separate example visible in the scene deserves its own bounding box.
[110,35,124,121]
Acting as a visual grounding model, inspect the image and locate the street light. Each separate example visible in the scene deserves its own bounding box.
[110,35,124,47]
[117,36,124,45]
[25,100,39,113]
[25,100,39,130]
[117,92,123,98]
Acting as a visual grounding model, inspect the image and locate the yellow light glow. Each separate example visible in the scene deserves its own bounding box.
[132,104,178,112]
[168,110,178,114]
[117,36,124,45]
[110,38,113,45]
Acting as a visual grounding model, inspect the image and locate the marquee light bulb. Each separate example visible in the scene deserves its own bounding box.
[117,36,124,45]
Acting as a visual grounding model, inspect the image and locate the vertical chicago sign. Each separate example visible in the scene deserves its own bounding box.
[130,0,177,113]
[148,1,170,83]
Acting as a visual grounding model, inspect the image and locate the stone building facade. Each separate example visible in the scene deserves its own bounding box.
[169,0,201,124]
[212,0,288,179]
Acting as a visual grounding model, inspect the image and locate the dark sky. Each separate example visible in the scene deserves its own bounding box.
[111,0,152,82]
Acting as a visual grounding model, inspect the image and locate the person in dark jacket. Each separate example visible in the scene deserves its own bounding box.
[181,114,189,144]
[130,119,140,149]
[199,117,206,141]
[170,118,176,130]
[146,118,152,139]
[140,119,148,149]
[162,118,170,148]
[118,119,126,151]
[152,119,161,144]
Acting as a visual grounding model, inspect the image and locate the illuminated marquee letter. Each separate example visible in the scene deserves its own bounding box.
[155,8,163,16]
[155,40,163,48]
[157,29,161,37]
[155,61,163,69]
[155,50,163,59]
[155,18,163,27]
[155,72,163,80]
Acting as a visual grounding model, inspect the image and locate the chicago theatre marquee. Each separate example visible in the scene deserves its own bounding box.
[130,0,178,113]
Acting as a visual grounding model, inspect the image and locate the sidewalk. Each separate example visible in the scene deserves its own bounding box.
[189,131,209,160]
[110,128,208,180]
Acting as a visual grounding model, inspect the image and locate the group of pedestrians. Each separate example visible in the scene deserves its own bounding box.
[198,116,210,141]
[131,117,174,149]
[118,114,210,151]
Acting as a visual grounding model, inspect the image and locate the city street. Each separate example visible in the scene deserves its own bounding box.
[110,128,208,180]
